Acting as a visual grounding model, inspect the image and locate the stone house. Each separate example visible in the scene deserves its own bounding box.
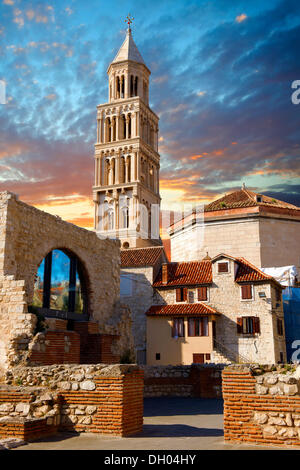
[146,253,286,365]
[168,187,300,273]
[120,246,167,363]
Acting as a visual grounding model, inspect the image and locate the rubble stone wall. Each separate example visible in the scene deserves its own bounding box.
[223,364,300,448]
[0,191,127,373]
[142,364,224,398]
[0,364,143,438]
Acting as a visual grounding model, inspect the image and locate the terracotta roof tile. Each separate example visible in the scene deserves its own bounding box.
[205,188,299,212]
[145,303,219,316]
[121,246,165,268]
[153,260,212,287]
[235,257,275,283]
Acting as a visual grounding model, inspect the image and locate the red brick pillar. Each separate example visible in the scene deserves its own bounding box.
[91,369,144,436]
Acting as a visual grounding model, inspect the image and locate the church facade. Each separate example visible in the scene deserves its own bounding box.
[92,26,161,249]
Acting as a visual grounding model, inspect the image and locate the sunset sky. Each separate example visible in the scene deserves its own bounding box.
[0,0,299,229]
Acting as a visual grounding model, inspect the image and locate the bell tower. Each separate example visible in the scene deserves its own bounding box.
[93,18,161,249]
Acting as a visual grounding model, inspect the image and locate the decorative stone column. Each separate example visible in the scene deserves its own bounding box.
[131,152,136,182]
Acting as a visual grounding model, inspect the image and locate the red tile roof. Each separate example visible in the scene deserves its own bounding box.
[205,188,299,212]
[145,303,219,316]
[120,246,165,268]
[153,255,281,288]
[153,260,212,287]
[168,188,300,231]
[235,257,275,283]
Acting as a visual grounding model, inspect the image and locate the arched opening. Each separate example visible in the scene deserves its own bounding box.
[107,208,115,230]
[120,156,125,183]
[130,75,134,97]
[121,75,125,98]
[121,207,129,229]
[116,76,120,99]
[134,76,138,96]
[31,249,88,318]
[121,114,126,139]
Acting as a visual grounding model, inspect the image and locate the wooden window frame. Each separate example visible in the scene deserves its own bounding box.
[277,318,284,336]
[176,287,187,303]
[217,262,229,273]
[237,316,260,335]
[241,284,254,301]
[188,317,209,337]
[172,318,185,338]
[197,286,208,302]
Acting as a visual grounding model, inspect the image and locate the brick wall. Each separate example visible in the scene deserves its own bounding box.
[223,365,300,448]
[27,321,120,366]
[0,365,144,441]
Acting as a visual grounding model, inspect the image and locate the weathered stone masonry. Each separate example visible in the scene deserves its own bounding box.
[0,364,144,439]
[0,191,134,373]
[223,364,300,448]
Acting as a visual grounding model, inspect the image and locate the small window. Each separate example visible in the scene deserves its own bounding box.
[237,316,260,335]
[198,286,208,301]
[188,317,208,337]
[277,318,284,336]
[279,352,284,363]
[172,318,185,337]
[241,284,253,300]
[205,353,211,360]
[276,288,281,302]
[176,288,187,302]
[155,353,160,361]
[218,262,229,273]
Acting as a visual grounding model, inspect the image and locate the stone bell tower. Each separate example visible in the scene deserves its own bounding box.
[93,18,161,249]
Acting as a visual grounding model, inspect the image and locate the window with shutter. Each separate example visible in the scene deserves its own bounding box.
[198,286,208,301]
[237,317,243,334]
[253,317,260,334]
[237,316,260,334]
[241,284,253,300]
[176,288,187,302]
[188,317,208,336]
[218,262,229,273]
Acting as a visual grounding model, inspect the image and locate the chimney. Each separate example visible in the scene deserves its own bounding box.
[162,264,168,284]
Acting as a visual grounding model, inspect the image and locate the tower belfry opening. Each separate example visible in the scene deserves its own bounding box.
[93,19,161,249]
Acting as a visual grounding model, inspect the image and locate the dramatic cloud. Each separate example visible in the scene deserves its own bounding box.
[0,0,299,228]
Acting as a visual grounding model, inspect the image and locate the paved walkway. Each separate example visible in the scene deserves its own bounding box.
[16,398,278,450]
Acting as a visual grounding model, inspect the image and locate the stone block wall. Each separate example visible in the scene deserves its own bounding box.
[223,364,300,448]
[0,191,135,373]
[0,364,144,440]
[142,364,224,398]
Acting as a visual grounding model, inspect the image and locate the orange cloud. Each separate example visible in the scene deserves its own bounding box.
[236,14,247,23]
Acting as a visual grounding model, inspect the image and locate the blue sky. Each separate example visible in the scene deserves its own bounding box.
[0,0,299,227]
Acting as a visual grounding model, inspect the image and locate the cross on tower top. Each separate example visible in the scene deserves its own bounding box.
[125,14,134,31]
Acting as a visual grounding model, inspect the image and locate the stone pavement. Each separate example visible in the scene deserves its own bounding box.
[14,398,284,450]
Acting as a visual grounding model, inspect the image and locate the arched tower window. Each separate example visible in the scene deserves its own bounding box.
[130,75,134,97]
[107,209,114,230]
[121,207,129,229]
[32,249,87,315]
[134,76,138,96]
[116,76,120,99]
[120,156,125,183]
